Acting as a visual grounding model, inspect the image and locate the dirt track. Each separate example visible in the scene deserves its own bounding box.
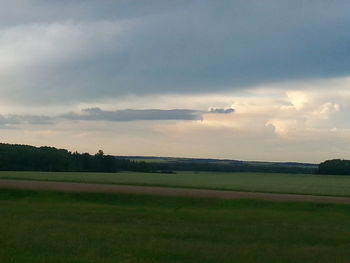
[1,179,350,204]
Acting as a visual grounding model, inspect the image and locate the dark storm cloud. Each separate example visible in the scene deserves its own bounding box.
[1,1,350,104]
[64,108,202,122]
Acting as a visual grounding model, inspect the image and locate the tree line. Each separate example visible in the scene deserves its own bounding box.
[318,159,350,175]
[151,161,317,174]
[2,143,347,175]
[0,143,152,172]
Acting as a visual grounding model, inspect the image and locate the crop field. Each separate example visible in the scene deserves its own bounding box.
[1,171,350,197]
[1,189,350,263]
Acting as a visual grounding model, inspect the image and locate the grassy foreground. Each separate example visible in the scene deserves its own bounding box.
[1,189,350,263]
[2,171,350,196]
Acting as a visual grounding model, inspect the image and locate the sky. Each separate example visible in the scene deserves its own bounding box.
[1,0,350,163]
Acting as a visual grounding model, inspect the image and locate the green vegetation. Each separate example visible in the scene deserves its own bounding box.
[1,189,350,263]
[0,143,152,172]
[2,171,350,197]
[319,159,350,175]
[124,156,318,174]
[0,143,318,174]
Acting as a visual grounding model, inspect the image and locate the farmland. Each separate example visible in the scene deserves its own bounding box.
[2,171,350,197]
[1,189,350,263]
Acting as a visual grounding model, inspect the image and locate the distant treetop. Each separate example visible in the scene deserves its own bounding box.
[318,159,350,175]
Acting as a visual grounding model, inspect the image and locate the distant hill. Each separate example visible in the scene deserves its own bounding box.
[115,156,318,174]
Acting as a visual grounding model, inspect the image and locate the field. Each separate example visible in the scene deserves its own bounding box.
[2,171,350,197]
[1,189,350,263]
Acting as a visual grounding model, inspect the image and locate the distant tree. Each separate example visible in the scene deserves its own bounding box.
[96,150,104,156]
[318,159,350,175]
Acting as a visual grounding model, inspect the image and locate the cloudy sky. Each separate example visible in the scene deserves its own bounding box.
[1,0,350,163]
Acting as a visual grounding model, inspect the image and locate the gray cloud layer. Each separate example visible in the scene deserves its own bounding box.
[64,108,203,122]
[1,1,350,104]
[0,114,51,128]
[209,108,235,114]
[0,106,236,127]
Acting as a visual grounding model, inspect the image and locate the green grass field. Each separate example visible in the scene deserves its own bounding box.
[2,171,350,197]
[1,189,350,263]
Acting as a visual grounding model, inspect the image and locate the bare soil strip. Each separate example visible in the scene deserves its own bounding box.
[1,179,350,204]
